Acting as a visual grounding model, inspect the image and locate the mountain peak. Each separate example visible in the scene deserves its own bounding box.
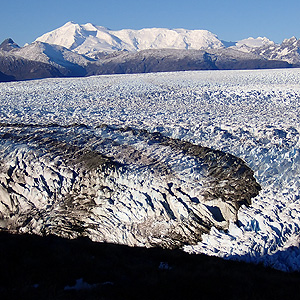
[0,38,20,51]
[64,21,76,26]
[233,37,275,50]
[282,36,298,45]
[35,22,225,57]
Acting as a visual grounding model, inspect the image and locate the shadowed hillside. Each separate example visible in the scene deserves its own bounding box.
[0,232,300,300]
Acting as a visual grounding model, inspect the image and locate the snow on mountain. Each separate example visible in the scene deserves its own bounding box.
[0,38,20,51]
[0,45,290,83]
[0,49,64,80]
[257,36,300,65]
[86,48,290,76]
[12,41,86,65]
[231,37,275,52]
[34,22,300,66]
[10,41,91,76]
[0,23,299,82]
[36,21,225,57]
[231,36,300,65]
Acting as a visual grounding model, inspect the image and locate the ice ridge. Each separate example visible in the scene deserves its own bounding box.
[0,124,260,248]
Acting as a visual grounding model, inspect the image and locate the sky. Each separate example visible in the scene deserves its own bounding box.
[1,0,300,46]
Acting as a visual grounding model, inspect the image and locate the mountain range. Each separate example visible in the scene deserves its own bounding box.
[0,21,299,82]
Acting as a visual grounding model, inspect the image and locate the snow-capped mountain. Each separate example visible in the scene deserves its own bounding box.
[34,21,300,65]
[0,49,65,80]
[0,21,299,82]
[230,36,300,65]
[252,36,300,65]
[10,41,91,76]
[0,38,20,51]
[0,40,290,82]
[230,37,275,52]
[12,41,90,66]
[36,21,225,57]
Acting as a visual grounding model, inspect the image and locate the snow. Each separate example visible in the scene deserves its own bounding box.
[15,42,90,66]
[1,68,300,271]
[232,37,275,53]
[35,22,225,57]
[64,278,98,291]
[236,37,274,48]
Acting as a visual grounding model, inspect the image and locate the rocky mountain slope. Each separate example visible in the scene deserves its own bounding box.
[0,38,20,51]
[86,48,289,75]
[231,36,300,66]
[253,37,300,66]
[0,49,64,80]
[10,41,91,77]
[0,70,14,82]
[0,42,291,82]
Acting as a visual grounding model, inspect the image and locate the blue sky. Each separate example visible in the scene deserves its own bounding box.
[1,0,300,46]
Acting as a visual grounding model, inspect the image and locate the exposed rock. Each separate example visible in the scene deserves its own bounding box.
[0,70,15,82]
[0,124,260,248]
[0,50,64,81]
[0,38,20,51]
[87,48,290,75]
[0,37,292,83]
[233,36,300,66]
[11,41,91,77]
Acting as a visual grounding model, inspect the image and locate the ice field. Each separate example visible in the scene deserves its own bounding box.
[1,68,300,271]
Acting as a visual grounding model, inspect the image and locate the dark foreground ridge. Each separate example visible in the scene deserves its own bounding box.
[0,232,300,300]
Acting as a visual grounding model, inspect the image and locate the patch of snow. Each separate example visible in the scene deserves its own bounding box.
[11,41,90,68]
[236,37,274,48]
[231,37,275,53]
[64,278,98,291]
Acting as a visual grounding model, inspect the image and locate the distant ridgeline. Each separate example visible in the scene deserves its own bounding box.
[1,22,299,81]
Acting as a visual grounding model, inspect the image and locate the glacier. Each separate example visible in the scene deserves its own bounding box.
[0,68,300,271]
[0,124,259,248]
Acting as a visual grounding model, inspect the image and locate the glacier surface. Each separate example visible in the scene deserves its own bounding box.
[0,123,259,248]
[0,68,300,271]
